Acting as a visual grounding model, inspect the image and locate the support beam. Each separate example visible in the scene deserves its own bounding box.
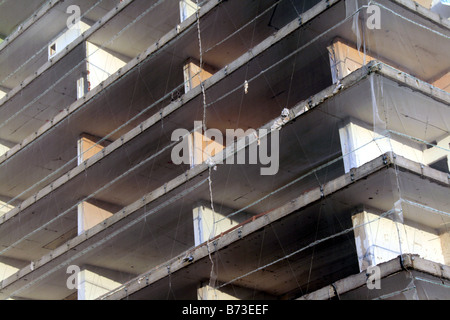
[85,42,128,94]
[180,0,199,23]
[77,199,116,236]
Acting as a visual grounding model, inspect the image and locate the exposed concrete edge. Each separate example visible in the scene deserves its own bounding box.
[376,62,450,105]
[0,0,135,106]
[297,254,450,300]
[0,0,342,226]
[390,0,450,30]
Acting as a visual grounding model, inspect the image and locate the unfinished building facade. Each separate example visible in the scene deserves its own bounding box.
[0,0,449,300]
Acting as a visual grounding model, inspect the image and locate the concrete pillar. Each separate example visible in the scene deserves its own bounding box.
[431,0,450,18]
[0,257,26,282]
[77,200,115,235]
[198,282,238,300]
[77,133,110,165]
[193,201,250,246]
[352,205,446,272]
[0,88,6,100]
[338,118,427,173]
[423,135,450,172]
[327,38,375,84]
[415,0,433,8]
[85,42,127,93]
[432,71,450,93]
[0,195,17,218]
[197,282,274,300]
[183,58,216,93]
[179,0,198,23]
[440,231,450,265]
[0,138,14,157]
[0,200,14,218]
[75,133,125,300]
[77,265,124,300]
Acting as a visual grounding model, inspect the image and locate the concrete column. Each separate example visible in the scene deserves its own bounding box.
[0,200,14,218]
[197,282,241,300]
[0,138,14,157]
[77,265,125,300]
[414,0,433,8]
[352,205,446,272]
[179,0,198,23]
[183,58,217,93]
[0,194,17,218]
[432,71,450,93]
[423,135,450,173]
[0,257,26,282]
[338,118,426,173]
[197,282,274,300]
[190,122,224,167]
[0,88,6,100]
[327,38,375,84]
[193,201,250,246]
[85,42,127,93]
[77,133,110,165]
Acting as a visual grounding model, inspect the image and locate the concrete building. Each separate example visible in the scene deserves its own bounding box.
[0,0,448,300]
